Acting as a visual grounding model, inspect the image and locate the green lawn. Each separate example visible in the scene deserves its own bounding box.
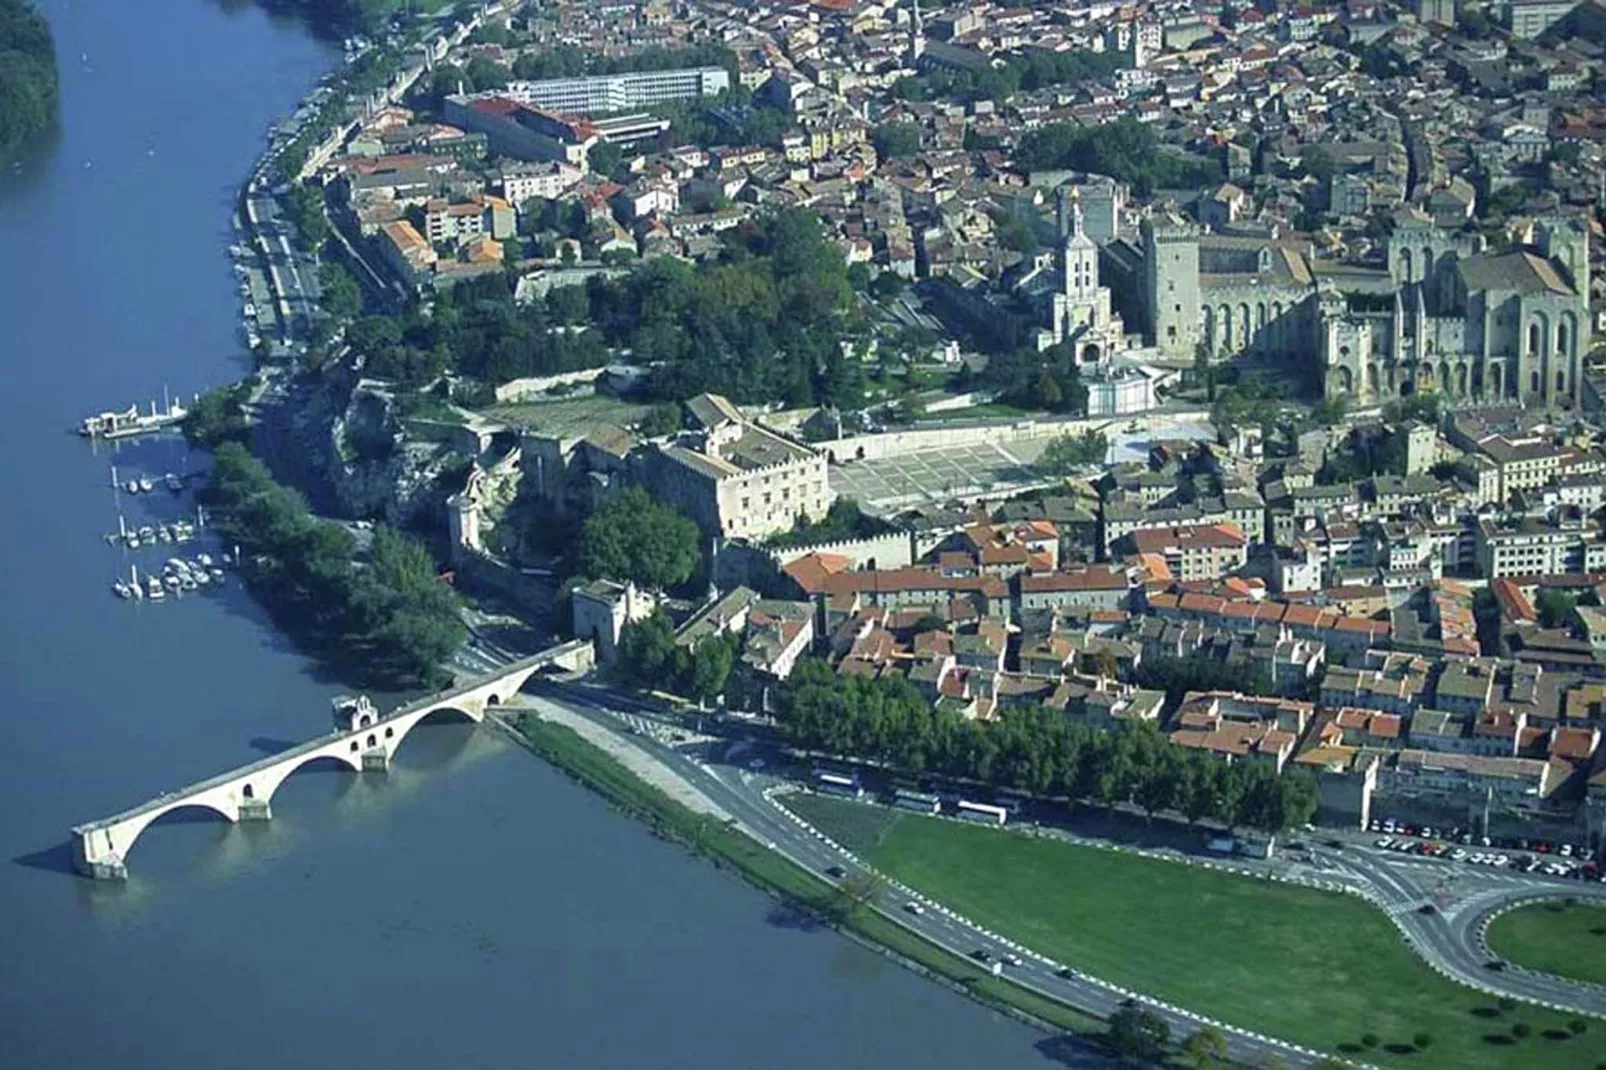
[507,717,1106,1038]
[786,794,1606,1070]
[1487,901,1606,987]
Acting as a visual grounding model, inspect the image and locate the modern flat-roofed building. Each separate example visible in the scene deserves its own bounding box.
[1506,0,1578,38]
[502,67,730,117]
[442,95,597,167]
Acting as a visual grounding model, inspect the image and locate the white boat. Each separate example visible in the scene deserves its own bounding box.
[209,568,226,583]
[196,553,214,567]
[112,580,132,599]
[163,574,182,590]
[180,577,199,592]
[165,472,184,493]
[146,576,165,599]
[138,525,155,541]
[125,534,141,549]
[138,477,154,493]
[157,526,173,544]
[125,480,142,494]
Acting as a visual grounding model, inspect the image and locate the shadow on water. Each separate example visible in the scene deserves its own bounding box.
[12,842,78,876]
[249,736,302,755]
[1034,1034,1116,1069]
[766,902,829,933]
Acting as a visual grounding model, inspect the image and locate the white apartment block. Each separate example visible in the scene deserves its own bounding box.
[500,161,582,204]
[502,67,730,117]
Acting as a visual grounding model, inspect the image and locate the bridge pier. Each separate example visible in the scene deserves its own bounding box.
[72,836,127,881]
[361,748,389,773]
[240,798,272,822]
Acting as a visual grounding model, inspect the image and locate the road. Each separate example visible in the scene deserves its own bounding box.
[1313,842,1606,1016]
[448,635,1606,1058]
[521,680,1334,1070]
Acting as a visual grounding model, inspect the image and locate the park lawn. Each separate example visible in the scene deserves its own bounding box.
[787,794,1606,1070]
[1487,901,1606,987]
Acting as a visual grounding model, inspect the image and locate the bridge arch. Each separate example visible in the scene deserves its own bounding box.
[385,703,482,759]
[112,799,240,866]
[254,748,364,805]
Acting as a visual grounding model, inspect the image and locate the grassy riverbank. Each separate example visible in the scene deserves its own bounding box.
[786,794,1606,1070]
[1487,900,1606,987]
[506,713,1106,1041]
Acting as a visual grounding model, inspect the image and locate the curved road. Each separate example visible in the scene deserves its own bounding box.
[525,684,1339,1070]
[1317,844,1606,1016]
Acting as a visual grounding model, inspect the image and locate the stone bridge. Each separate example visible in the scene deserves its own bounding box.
[71,639,594,879]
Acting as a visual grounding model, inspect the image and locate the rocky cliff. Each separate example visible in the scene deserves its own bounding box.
[273,363,473,529]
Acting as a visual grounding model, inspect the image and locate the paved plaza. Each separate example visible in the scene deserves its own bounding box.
[828,415,1216,512]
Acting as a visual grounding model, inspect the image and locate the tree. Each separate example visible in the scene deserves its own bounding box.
[318,261,362,321]
[638,402,681,437]
[463,55,510,92]
[835,870,885,920]
[1181,1026,1228,1069]
[285,182,329,250]
[577,486,701,592]
[1413,1032,1433,1050]
[0,0,58,157]
[1036,430,1108,474]
[688,634,734,704]
[1536,588,1578,630]
[613,612,678,689]
[871,121,922,159]
[587,140,623,177]
[1106,1005,1170,1064]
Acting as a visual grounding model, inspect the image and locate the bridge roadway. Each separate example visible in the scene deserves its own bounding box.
[71,639,593,879]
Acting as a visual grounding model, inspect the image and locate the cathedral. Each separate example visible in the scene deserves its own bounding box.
[1320,209,1591,407]
[1049,189,1127,363]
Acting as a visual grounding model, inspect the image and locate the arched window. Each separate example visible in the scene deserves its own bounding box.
[1558,323,1570,355]
[1557,371,1566,393]
[1529,323,1541,355]
[1531,370,1541,394]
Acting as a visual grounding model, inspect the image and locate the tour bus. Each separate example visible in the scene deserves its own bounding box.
[813,771,863,799]
[892,788,942,814]
[955,799,1009,826]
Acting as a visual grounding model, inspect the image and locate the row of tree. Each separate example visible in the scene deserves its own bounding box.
[203,442,465,688]
[0,0,57,157]
[776,660,1320,835]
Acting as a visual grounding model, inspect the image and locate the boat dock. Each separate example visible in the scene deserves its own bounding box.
[78,391,192,440]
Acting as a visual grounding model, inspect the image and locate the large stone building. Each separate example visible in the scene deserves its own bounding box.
[1321,211,1591,407]
[1139,212,1201,360]
[640,393,834,542]
[1051,194,1126,361]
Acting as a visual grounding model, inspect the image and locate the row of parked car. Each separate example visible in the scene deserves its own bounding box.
[1369,819,1602,880]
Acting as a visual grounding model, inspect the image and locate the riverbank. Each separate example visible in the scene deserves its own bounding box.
[494,709,1109,1045]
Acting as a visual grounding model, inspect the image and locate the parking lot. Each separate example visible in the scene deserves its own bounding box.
[1369,817,1601,882]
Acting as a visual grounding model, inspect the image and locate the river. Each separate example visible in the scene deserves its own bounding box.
[0,3,1076,1067]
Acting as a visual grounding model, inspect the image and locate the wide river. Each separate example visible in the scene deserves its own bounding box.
[0,3,1074,1067]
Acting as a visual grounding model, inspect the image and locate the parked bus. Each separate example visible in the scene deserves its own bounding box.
[814,771,863,799]
[955,799,1008,826]
[893,788,942,814]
